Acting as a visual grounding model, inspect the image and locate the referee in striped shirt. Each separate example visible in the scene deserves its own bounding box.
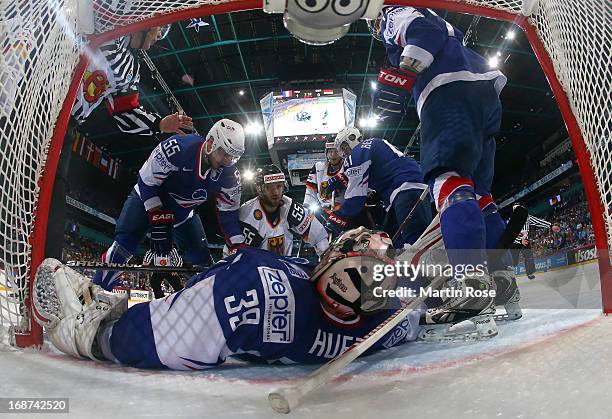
[511,203,552,279]
[46,26,194,261]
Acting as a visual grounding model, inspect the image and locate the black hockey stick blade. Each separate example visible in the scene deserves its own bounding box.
[494,205,528,249]
[65,260,206,274]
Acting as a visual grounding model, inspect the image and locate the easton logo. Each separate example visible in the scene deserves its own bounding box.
[378,70,413,88]
[151,213,173,222]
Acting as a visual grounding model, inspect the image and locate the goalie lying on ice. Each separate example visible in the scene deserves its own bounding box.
[33,228,424,369]
[32,225,519,369]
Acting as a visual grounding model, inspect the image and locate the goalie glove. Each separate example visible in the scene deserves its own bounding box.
[372,67,417,118]
[146,209,181,267]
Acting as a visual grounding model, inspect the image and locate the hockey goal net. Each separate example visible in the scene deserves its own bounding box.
[0,0,610,348]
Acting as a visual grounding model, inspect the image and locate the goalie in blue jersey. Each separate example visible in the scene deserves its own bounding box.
[32,228,426,369]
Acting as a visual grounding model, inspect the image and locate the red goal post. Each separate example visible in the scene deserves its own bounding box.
[2,0,609,349]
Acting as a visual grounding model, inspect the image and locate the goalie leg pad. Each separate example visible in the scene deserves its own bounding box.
[33,259,128,361]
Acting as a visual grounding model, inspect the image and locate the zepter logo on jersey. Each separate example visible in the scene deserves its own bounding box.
[263,0,384,45]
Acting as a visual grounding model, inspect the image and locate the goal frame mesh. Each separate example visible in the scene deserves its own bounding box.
[5,0,611,349]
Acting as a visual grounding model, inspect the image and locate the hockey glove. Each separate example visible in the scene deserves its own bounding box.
[146,209,180,266]
[143,247,183,268]
[227,242,248,256]
[372,67,417,118]
[326,173,348,194]
[322,208,348,240]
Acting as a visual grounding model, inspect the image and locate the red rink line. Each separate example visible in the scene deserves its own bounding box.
[34,315,602,386]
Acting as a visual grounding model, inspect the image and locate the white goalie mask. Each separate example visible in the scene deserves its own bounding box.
[312,227,397,319]
[263,0,385,45]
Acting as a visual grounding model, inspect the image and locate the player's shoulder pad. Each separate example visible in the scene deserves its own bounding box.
[239,220,264,248]
[383,6,423,41]
[286,197,309,231]
[219,164,241,186]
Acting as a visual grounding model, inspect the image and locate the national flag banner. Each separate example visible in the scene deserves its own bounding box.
[107,158,114,177]
[92,146,102,168]
[72,130,81,153]
[323,89,334,95]
[112,160,121,179]
[99,154,109,172]
[282,90,293,98]
[85,140,95,163]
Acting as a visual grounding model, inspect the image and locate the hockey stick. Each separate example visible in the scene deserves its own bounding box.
[487,205,528,259]
[65,260,205,274]
[391,186,429,243]
[269,203,523,412]
[268,274,446,414]
[268,187,435,413]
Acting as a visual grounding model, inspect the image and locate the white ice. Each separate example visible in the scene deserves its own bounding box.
[1,262,610,418]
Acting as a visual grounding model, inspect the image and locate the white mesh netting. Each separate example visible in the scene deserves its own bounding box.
[1,0,82,344]
[0,0,610,345]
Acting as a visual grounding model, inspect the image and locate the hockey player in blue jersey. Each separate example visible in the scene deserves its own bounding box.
[368,6,509,321]
[93,119,246,291]
[33,228,424,369]
[323,127,431,249]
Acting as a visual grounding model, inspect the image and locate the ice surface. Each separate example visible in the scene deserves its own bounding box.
[1,262,610,418]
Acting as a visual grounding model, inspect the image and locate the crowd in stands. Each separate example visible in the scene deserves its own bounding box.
[62,232,151,291]
[528,199,595,258]
[62,233,107,263]
[66,183,122,219]
[497,147,575,201]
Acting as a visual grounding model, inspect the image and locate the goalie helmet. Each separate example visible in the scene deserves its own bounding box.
[205,118,245,165]
[263,0,385,46]
[312,227,397,319]
[334,126,363,157]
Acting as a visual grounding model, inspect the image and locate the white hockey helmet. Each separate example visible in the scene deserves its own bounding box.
[206,118,245,164]
[263,0,385,46]
[312,227,397,319]
[334,126,363,157]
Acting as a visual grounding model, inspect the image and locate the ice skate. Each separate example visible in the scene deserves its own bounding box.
[491,269,522,321]
[32,258,127,361]
[418,272,498,342]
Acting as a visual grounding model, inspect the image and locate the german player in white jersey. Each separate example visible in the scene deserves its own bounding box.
[227,165,329,257]
[303,141,345,212]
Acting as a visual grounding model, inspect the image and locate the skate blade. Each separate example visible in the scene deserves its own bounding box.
[418,315,498,343]
[493,302,522,322]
